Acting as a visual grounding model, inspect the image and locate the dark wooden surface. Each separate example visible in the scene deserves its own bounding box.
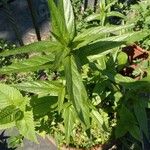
[0,0,50,44]
[0,0,98,44]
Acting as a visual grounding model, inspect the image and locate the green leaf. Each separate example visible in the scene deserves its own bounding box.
[115,121,128,138]
[99,0,106,25]
[0,41,61,57]
[105,71,150,92]
[0,122,15,130]
[0,55,54,74]
[112,72,150,91]
[76,31,149,61]
[115,105,137,139]
[107,11,127,20]
[30,96,58,118]
[62,0,75,40]
[13,80,63,96]
[63,105,75,144]
[117,52,128,66]
[91,109,103,125]
[63,55,90,127]
[134,100,149,140]
[0,105,23,124]
[75,35,126,60]
[119,105,136,124]
[54,48,69,70]
[126,30,149,45]
[115,105,139,139]
[85,14,100,22]
[96,55,107,70]
[0,83,25,109]
[48,0,69,45]
[117,51,128,70]
[105,0,117,10]
[58,87,65,113]
[114,74,134,83]
[73,24,134,48]
[129,125,142,142]
[16,111,37,142]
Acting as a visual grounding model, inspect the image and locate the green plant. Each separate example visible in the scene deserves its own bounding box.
[85,0,126,26]
[95,54,150,149]
[126,0,150,49]
[0,0,149,148]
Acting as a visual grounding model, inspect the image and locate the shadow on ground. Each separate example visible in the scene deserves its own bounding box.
[0,0,50,45]
[0,130,57,150]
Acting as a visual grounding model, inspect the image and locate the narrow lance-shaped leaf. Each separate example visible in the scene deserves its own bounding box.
[76,31,149,63]
[107,11,127,20]
[0,55,54,74]
[73,24,134,49]
[63,105,75,144]
[115,105,138,139]
[0,41,61,57]
[58,87,66,113]
[107,72,150,91]
[99,0,106,26]
[105,0,117,10]
[54,48,69,70]
[91,109,104,126]
[63,55,90,127]
[13,80,63,96]
[48,0,69,45]
[134,99,149,140]
[129,125,142,142]
[85,14,101,22]
[63,0,75,40]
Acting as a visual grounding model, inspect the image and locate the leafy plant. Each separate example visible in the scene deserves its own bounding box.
[0,0,149,149]
[126,0,150,49]
[93,53,150,149]
[85,0,126,26]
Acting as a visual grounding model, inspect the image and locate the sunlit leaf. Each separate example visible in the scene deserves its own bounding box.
[63,105,75,144]
[73,24,134,48]
[0,55,54,74]
[48,0,69,45]
[0,41,61,57]
[85,14,100,22]
[107,11,126,19]
[13,80,63,96]
[63,55,90,127]
[91,109,103,125]
[58,87,65,113]
[0,83,25,110]
[16,111,37,142]
[63,0,75,40]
